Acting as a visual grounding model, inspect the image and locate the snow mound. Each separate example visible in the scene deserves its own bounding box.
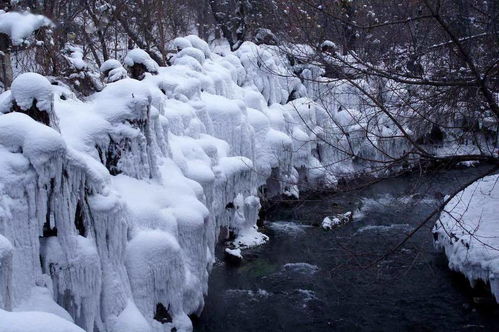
[0,112,65,168]
[100,59,121,73]
[64,45,87,71]
[172,37,192,51]
[434,174,499,302]
[11,73,53,112]
[124,49,159,73]
[14,287,74,323]
[113,300,151,332]
[0,234,13,259]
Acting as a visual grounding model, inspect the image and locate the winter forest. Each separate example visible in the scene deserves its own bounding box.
[0,0,498,331]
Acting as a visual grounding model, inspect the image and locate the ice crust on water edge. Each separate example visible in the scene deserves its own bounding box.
[0,37,356,331]
[434,174,499,302]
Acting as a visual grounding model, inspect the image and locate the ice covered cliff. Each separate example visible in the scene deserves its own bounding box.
[0,36,347,331]
[434,173,499,303]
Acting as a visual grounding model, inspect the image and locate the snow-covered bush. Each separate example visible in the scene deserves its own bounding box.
[100,59,128,83]
[124,49,159,80]
[61,44,104,96]
[7,73,57,127]
[0,10,53,46]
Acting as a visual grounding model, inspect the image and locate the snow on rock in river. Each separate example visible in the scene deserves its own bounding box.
[434,174,499,302]
[0,36,339,331]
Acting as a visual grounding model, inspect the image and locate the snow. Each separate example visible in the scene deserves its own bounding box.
[0,234,13,260]
[322,216,340,230]
[64,45,87,71]
[172,37,192,51]
[113,300,151,332]
[0,112,65,168]
[434,174,499,302]
[10,73,53,112]
[225,248,242,259]
[100,59,128,83]
[124,49,159,73]
[322,212,352,230]
[0,10,53,46]
[14,287,74,323]
[231,225,269,249]
[254,28,277,45]
[0,90,13,114]
[0,309,84,332]
[176,47,206,65]
[100,59,122,73]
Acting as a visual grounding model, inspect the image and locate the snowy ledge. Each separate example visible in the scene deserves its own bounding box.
[433,174,499,302]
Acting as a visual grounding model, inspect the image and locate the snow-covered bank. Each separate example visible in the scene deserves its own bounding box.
[0,36,346,332]
[434,174,499,302]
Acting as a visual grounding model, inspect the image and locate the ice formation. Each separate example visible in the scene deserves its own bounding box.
[0,33,496,331]
[0,37,343,331]
[434,174,499,302]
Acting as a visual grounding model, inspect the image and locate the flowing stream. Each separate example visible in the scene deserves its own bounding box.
[195,167,499,331]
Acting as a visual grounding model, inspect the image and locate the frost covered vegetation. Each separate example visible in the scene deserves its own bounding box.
[0,0,498,331]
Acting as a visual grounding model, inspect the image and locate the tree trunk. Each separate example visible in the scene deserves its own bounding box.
[0,33,13,90]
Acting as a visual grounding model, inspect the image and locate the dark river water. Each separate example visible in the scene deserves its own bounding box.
[194,167,499,331]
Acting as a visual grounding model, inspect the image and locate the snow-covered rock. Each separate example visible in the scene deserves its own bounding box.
[322,212,352,230]
[322,217,339,230]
